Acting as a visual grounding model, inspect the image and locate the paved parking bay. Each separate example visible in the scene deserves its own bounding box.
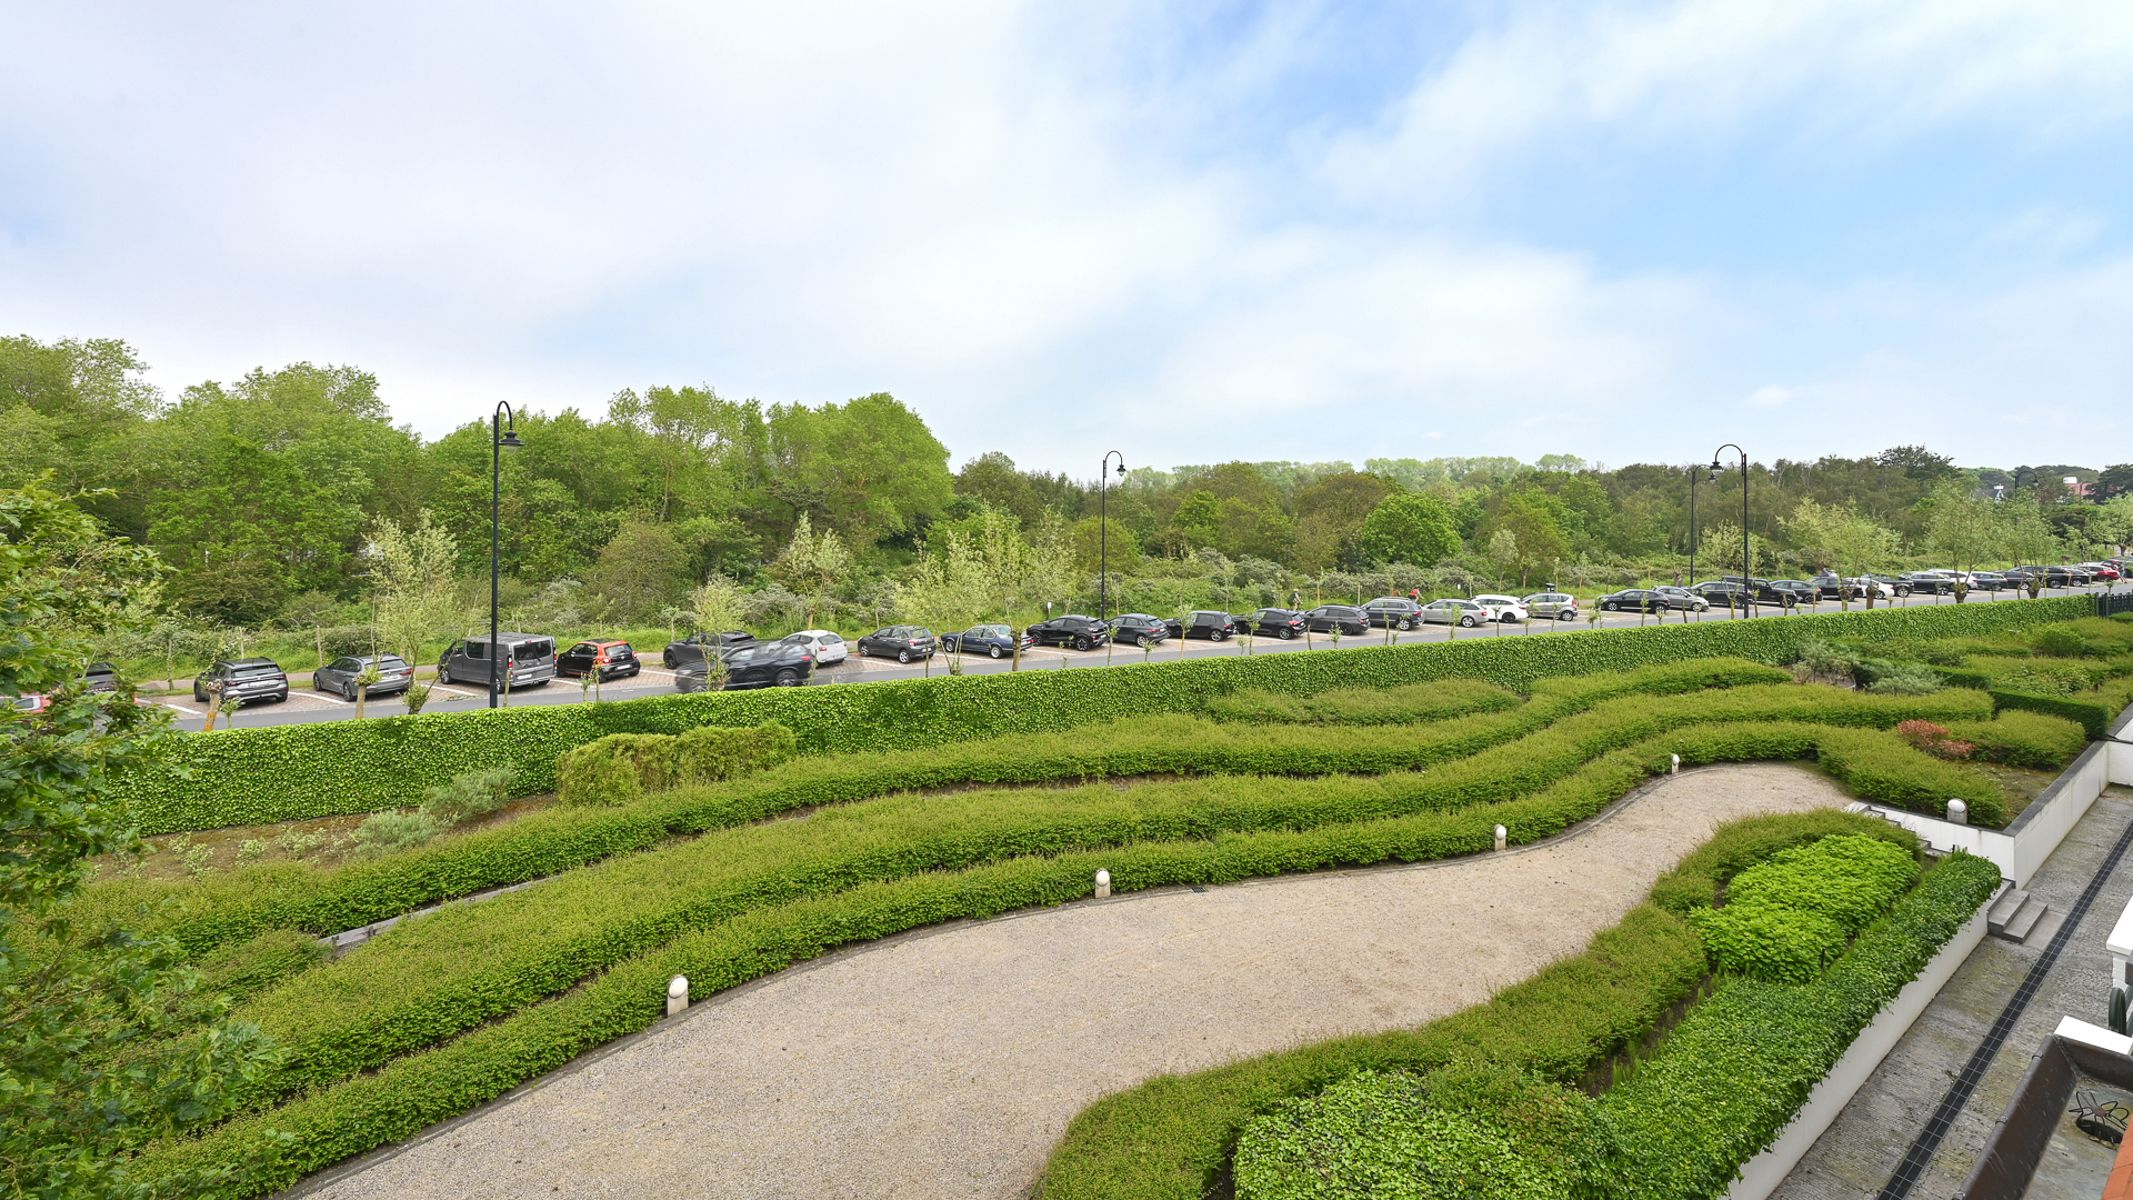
[162,586,2103,732]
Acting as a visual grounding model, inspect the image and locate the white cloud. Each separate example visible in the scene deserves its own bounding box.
[1746,385,1796,409]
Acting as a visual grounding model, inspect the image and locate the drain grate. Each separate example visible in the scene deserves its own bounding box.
[1874,814,2133,1198]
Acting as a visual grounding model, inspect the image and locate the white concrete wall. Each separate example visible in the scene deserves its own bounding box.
[2014,744,2108,884]
[1725,905,1991,1200]
[1853,804,2015,879]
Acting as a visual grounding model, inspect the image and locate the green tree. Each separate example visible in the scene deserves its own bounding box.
[1923,483,1997,599]
[1289,471,1393,572]
[769,514,854,627]
[1357,494,1460,567]
[766,393,953,549]
[367,510,464,663]
[589,517,692,620]
[2,481,278,1196]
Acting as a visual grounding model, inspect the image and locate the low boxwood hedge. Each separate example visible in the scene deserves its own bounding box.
[112,596,2093,833]
[1204,679,1520,724]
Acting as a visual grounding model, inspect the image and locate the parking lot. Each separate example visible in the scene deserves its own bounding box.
[162,584,2104,732]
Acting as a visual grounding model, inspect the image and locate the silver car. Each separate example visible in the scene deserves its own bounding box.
[1420,598,1490,628]
[1652,586,1710,612]
[1522,592,1580,621]
[313,653,415,699]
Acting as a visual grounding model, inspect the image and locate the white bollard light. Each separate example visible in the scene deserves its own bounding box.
[1670,753,1681,775]
[1094,869,1111,899]
[666,974,689,1017]
[1946,799,1969,826]
[1493,824,1508,852]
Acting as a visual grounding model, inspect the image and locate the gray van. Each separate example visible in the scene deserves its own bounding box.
[438,633,557,689]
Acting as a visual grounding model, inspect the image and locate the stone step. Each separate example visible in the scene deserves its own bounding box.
[1996,896,2050,944]
[1987,886,2031,932]
[2018,907,2067,949]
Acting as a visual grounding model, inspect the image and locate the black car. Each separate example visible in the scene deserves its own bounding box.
[312,653,415,699]
[1695,578,1797,609]
[1970,571,2011,592]
[1109,613,1170,648]
[856,625,938,662]
[194,657,289,706]
[1596,588,1670,613]
[1303,604,1370,635]
[1864,574,1915,597]
[1239,608,1308,640]
[1900,571,1960,595]
[1164,611,1240,641]
[1028,615,1109,650]
[1768,579,1819,606]
[664,630,755,668]
[675,640,814,691]
[1361,597,1428,630]
[557,640,642,681]
[940,623,1032,658]
[82,662,120,693]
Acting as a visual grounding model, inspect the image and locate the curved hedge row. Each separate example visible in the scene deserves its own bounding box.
[89,660,1793,954]
[113,596,2093,833]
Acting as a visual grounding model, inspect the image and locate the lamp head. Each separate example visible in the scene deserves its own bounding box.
[1115,461,1127,477]
[499,428,524,450]
[1709,459,1722,474]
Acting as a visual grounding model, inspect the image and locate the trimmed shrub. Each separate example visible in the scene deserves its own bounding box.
[1686,903,1847,984]
[417,767,516,827]
[1862,661,1944,696]
[1206,680,1520,725]
[556,725,795,806]
[1990,688,2115,740]
[1945,711,2087,768]
[1689,834,1916,982]
[350,810,439,857]
[674,722,797,784]
[2032,626,2102,658]
[111,597,2095,833]
[196,928,330,1005]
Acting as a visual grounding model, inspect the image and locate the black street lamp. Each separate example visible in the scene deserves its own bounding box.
[1098,450,1126,621]
[490,401,524,708]
[1687,464,1700,587]
[1711,444,1749,619]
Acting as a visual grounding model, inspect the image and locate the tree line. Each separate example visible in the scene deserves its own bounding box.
[6,333,2131,663]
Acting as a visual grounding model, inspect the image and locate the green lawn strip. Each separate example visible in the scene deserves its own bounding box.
[113,596,2093,831]
[211,693,1992,1120]
[1595,853,2003,1200]
[87,659,1792,955]
[128,808,1907,1200]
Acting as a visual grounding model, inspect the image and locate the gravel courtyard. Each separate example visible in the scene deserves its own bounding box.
[308,763,1852,1200]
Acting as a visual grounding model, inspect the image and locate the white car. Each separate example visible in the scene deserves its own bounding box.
[1472,594,1531,623]
[783,629,849,666]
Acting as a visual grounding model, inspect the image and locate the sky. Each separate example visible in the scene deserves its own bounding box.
[3,1,2130,478]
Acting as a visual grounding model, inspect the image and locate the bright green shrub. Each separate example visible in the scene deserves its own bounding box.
[555,733,677,806]
[1990,689,2115,740]
[1030,811,1907,1200]
[2032,626,2101,657]
[1597,854,2001,1200]
[1945,711,2087,768]
[111,596,2095,833]
[417,767,516,827]
[1234,1064,1598,1200]
[1686,903,1846,983]
[1725,835,1917,932]
[674,722,797,784]
[1206,679,1520,725]
[1863,661,1944,695]
[196,929,329,1005]
[1671,723,2007,825]
[350,810,438,857]
[1969,655,2111,696]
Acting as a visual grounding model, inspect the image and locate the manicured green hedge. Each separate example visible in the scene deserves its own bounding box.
[89,660,1794,955]
[113,596,2094,833]
[1597,853,2001,1199]
[1989,688,2115,740]
[554,724,795,806]
[1205,679,1520,724]
[1029,812,1913,1200]
[1944,711,2088,768]
[1686,835,1916,982]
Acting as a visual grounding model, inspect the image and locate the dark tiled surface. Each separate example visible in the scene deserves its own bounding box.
[1772,790,2133,1200]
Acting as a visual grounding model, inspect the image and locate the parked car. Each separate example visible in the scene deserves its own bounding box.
[438,634,557,688]
[783,629,850,666]
[1302,604,1370,635]
[1768,579,1820,606]
[1419,598,1490,627]
[2087,563,2124,581]
[1522,592,1580,620]
[1164,610,1240,641]
[1110,613,1171,648]
[1864,574,1915,597]
[556,640,642,681]
[313,653,416,699]
[1028,614,1109,650]
[10,692,49,714]
[1362,597,1428,630]
[940,623,1032,658]
[856,625,938,662]
[1900,571,1960,595]
[675,639,814,691]
[1692,579,1797,609]
[1970,571,2011,592]
[2010,565,2076,587]
[663,629,756,669]
[1472,594,1531,623]
[1238,608,1308,640]
[2061,565,2095,585]
[1596,588,1666,613]
[82,662,120,693]
[1651,586,1709,612]
[194,657,290,706]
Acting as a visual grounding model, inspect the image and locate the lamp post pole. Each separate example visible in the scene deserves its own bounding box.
[490,402,524,708]
[1712,444,1748,619]
[1099,450,1126,621]
[1687,465,1698,587]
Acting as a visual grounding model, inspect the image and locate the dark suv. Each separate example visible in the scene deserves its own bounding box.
[1109,613,1170,647]
[676,639,814,690]
[664,630,755,668]
[1164,611,1239,641]
[1304,605,1369,635]
[1239,608,1307,640]
[856,626,938,662]
[1029,614,1109,650]
[1362,597,1428,630]
[193,658,289,706]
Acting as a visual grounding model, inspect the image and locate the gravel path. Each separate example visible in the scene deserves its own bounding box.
[308,763,1851,1200]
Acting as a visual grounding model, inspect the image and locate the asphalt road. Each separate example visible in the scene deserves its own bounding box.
[161,585,2101,733]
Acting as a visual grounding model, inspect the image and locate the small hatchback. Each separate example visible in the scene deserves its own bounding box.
[1420,598,1489,627]
[1110,613,1171,648]
[783,629,850,666]
[1522,592,1579,621]
[1362,597,1428,630]
[856,625,938,662]
[313,654,415,699]
[557,640,641,682]
[1303,605,1369,635]
[1164,611,1240,641]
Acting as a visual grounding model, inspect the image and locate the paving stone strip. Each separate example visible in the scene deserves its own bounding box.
[305,763,1852,1200]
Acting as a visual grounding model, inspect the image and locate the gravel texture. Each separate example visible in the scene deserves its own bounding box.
[309,763,1851,1200]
